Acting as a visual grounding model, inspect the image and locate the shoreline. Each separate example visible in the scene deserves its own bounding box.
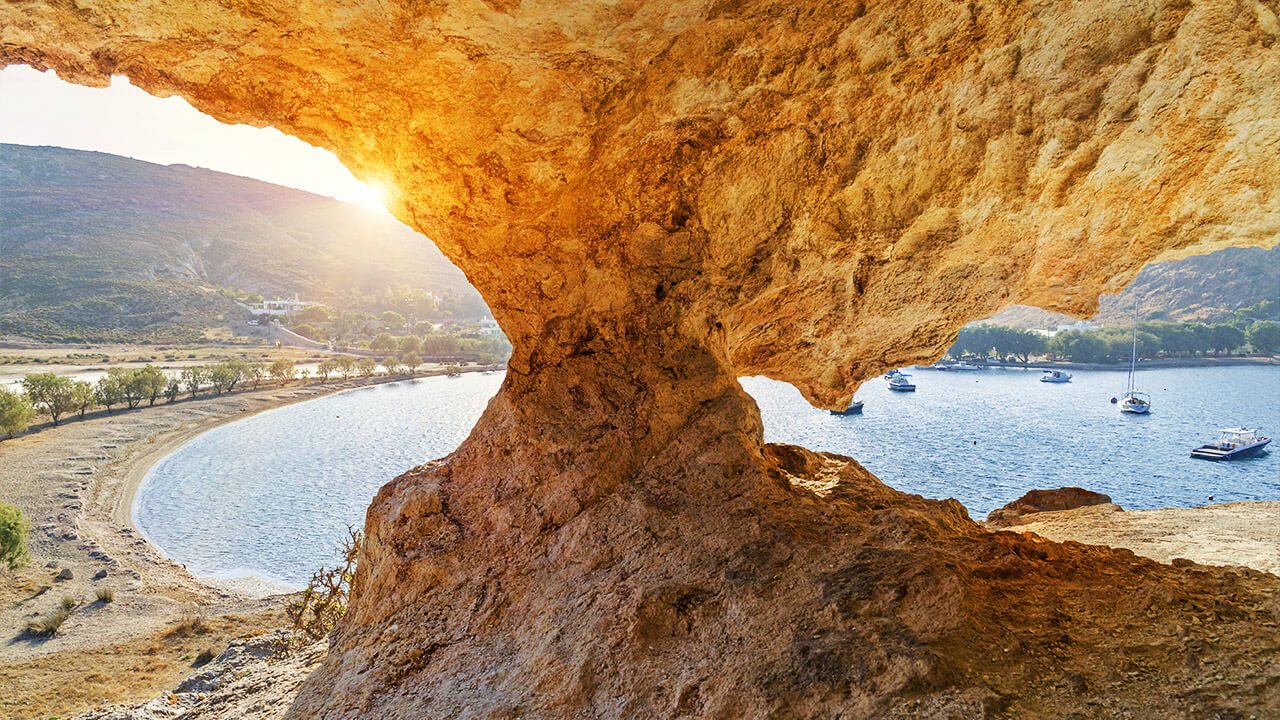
[0,367,495,718]
[118,368,499,592]
[920,356,1279,372]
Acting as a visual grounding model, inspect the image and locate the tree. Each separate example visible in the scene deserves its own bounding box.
[207,363,237,395]
[356,357,377,378]
[0,388,35,439]
[0,502,30,571]
[95,374,125,414]
[317,359,337,382]
[295,305,330,324]
[398,335,422,355]
[270,358,297,385]
[337,356,356,380]
[247,362,267,389]
[382,356,403,375]
[137,365,168,406]
[381,311,406,328]
[105,368,148,409]
[224,360,250,392]
[180,366,206,399]
[1248,321,1280,354]
[401,352,421,375]
[370,332,396,351]
[70,380,95,419]
[164,379,181,403]
[1209,324,1245,355]
[21,373,78,426]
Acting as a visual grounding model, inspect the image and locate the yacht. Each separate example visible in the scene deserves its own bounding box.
[829,400,864,415]
[1190,428,1271,460]
[1040,369,1072,383]
[951,362,982,372]
[888,373,916,392]
[1119,303,1150,414]
[1120,391,1151,414]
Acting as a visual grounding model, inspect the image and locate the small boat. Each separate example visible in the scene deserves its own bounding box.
[829,401,864,415]
[1190,428,1271,460]
[888,373,916,391]
[1120,390,1151,414]
[1119,301,1151,414]
[1040,369,1072,383]
[951,362,982,372]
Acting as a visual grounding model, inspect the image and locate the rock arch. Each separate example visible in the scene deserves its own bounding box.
[5,1,1278,716]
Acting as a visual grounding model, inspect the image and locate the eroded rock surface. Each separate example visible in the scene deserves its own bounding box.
[986,487,1115,527]
[7,1,1280,718]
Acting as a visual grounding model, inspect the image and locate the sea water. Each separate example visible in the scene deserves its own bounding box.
[135,366,1280,586]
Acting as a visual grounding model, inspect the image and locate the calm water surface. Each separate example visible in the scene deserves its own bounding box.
[136,366,1280,586]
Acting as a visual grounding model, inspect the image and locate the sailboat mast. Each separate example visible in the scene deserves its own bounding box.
[1127,301,1138,391]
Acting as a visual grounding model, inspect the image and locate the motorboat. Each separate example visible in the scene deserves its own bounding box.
[887,373,916,391]
[951,362,982,372]
[1190,428,1271,460]
[829,400,864,415]
[1120,390,1151,414]
[1040,369,1072,383]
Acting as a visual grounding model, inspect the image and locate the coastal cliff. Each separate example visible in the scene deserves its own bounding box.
[5,0,1280,717]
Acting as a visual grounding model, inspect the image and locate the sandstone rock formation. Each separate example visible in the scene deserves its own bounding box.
[7,1,1280,718]
[986,487,1114,526]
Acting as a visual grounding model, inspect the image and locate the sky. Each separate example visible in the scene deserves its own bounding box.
[0,65,389,211]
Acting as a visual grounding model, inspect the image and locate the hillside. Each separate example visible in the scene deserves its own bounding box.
[0,144,470,342]
[985,243,1279,329]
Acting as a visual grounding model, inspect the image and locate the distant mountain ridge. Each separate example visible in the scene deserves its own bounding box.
[984,243,1279,329]
[0,144,469,342]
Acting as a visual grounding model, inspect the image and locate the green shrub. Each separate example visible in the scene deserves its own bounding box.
[0,502,31,571]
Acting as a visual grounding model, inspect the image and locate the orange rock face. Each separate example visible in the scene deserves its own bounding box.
[7,1,1280,717]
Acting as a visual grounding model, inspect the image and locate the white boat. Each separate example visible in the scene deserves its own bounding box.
[1040,369,1072,383]
[1119,302,1150,414]
[888,373,916,391]
[1190,428,1271,461]
[1120,390,1151,414]
[952,362,983,372]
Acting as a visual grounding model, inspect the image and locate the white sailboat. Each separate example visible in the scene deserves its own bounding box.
[1119,302,1150,414]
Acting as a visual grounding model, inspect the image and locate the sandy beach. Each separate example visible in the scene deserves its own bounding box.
[0,371,470,719]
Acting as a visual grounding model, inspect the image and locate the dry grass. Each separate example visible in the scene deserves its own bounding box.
[0,607,284,720]
[166,612,212,638]
[25,607,71,637]
[95,587,115,603]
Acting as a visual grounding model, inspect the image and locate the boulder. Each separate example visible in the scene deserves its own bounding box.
[987,487,1116,527]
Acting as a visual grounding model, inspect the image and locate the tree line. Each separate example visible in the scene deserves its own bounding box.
[0,355,469,440]
[948,317,1280,364]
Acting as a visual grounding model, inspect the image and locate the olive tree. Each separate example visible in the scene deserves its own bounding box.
[21,373,78,426]
[0,501,30,571]
[0,388,35,439]
[270,358,297,385]
[71,380,95,419]
[180,366,206,398]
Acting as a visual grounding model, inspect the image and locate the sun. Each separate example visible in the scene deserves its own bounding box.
[348,181,390,212]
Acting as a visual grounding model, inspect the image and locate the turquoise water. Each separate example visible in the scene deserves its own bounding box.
[136,366,1280,586]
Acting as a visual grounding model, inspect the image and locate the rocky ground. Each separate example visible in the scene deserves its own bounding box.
[1010,501,1280,577]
